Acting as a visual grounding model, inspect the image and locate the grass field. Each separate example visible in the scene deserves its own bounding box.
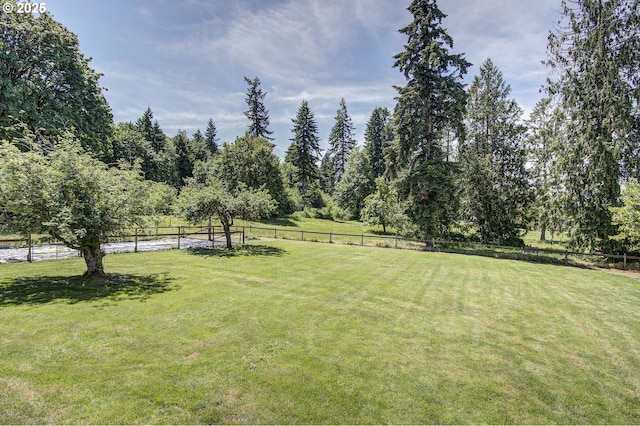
[1,240,639,423]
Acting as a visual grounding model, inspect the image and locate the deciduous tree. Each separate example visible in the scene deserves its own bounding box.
[179,179,276,249]
[0,3,113,158]
[207,135,289,214]
[334,149,375,219]
[0,137,170,276]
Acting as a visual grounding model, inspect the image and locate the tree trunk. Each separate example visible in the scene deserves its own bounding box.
[222,222,233,249]
[81,245,106,276]
[539,221,546,241]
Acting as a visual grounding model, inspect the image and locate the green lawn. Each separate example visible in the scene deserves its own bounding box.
[1,241,639,423]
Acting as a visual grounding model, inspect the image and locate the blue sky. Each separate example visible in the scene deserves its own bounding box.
[47,0,560,157]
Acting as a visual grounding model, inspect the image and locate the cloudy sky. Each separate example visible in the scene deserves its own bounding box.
[47,0,560,157]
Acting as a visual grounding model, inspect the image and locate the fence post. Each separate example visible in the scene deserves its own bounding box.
[361,234,364,246]
[135,228,138,253]
[242,227,245,244]
[177,226,181,250]
[302,229,304,241]
[274,227,277,238]
[624,252,627,269]
[395,235,398,249]
[27,233,32,263]
[329,232,332,243]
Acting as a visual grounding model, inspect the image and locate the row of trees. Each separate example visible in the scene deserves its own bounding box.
[2,0,639,277]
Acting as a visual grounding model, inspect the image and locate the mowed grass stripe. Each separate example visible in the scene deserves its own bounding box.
[0,240,639,424]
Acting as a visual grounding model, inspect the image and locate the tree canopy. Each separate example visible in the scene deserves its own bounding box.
[0,137,171,276]
[546,0,640,251]
[391,0,470,237]
[244,76,273,141]
[0,4,113,158]
[459,58,529,245]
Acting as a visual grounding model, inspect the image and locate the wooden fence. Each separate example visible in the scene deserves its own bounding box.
[3,224,640,270]
[242,224,640,270]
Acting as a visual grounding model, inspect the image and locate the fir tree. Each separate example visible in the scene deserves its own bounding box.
[204,118,219,155]
[174,130,193,185]
[364,107,393,179]
[526,96,565,242]
[546,0,639,251]
[288,100,321,203]
[244,76,274,141]
[328,98,356,185]
[392,0,470,237]
[319,151,335,194]
[459,59,530,245]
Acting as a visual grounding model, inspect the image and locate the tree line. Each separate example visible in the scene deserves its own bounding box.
[1,0,639,276]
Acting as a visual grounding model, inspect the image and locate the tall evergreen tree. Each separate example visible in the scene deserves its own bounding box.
[364,107,393,179]
[526,96,565,242]
[190,129,209,163]
[392,0,470,237]
[204,118,219,155]
[546,0,640,251]
[319,150,335,194]
[243,76,274,141]
[328,98,356,185]
[287,100,321,203]
[134,108,177,185]
[459,59,529,245]
[174,130,193,185]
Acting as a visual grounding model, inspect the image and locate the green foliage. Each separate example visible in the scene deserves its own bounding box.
[334,149,375,220]
[319,151,335,194]
[0,138,164,275]
[208,135,289,214]
[328,98,356,184]
[361,178,410,234]
[546,0,639,251]
[0,3,113,158]
[174,130,193,185]
[526,96,566,242]
[459,59,530,245]
[286,100,322,206]
[611,180,640,252]
[178,179,276,248]
[132,108,178,186]
[204,118,219,155]
[392,0,470,237]
[244,76,273,140]
[364,107,393,179]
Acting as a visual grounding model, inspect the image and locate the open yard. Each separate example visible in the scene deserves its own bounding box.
[0,240,639,424]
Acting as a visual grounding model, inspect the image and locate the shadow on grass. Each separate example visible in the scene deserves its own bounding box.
[187,244,286,259]
[0,273,178,306]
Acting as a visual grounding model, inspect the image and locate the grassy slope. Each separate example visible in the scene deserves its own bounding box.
[0,240,639,424]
